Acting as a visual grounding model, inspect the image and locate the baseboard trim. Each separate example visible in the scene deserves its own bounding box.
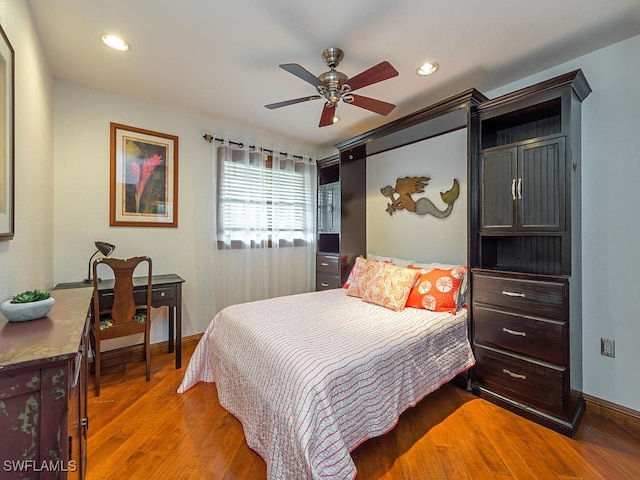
[584,393,640,432]
[89,333,203,370]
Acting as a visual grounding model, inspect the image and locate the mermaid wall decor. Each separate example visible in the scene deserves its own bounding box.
[380,176,459,218]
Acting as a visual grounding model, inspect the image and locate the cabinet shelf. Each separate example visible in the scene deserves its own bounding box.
[481,98,562,149]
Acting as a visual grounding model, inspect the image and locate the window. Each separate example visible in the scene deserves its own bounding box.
[216,146,315,248]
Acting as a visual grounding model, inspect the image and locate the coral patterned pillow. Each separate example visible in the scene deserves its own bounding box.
[405,266,466,314]
[362,263,420,311]
[343,256,391,289]
[346,257,383,298]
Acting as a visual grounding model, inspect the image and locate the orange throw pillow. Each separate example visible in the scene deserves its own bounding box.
[405,266,466,314]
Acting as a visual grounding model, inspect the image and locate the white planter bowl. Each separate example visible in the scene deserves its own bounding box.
[1,296,55,322]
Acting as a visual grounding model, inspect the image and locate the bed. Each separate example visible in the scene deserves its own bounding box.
[178,285,474,480]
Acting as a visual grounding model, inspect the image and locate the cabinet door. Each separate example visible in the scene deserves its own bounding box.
[518,137,565,232]
[480,147,517,232]
[317,182,340,233]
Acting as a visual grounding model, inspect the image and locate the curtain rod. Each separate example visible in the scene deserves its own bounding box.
[202,133,305,160]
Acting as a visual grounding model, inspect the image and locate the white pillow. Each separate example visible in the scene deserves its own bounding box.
[366,253,415,268]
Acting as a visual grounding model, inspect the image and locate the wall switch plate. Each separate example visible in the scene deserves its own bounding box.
[601,338,615,358]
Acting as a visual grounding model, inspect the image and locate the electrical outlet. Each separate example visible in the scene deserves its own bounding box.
[601,338,615,358]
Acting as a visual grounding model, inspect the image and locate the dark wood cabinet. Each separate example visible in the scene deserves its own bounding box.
[316,253,342,290]
[470,70,591,436]
[472,270,574,417]
[480,137,565,233]
[316,150,367,290]
[0,287,92,479]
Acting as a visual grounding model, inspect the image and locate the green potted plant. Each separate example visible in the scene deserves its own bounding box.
[1,289,55,322]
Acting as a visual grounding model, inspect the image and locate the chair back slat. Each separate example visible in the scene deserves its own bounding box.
[93,256,152,325]
[111,262,138,324]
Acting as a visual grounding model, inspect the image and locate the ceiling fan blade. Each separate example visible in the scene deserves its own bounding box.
[346,61,398,91]
[349,94,396,115]
[265,95,322,109]
[319,104,336,127]
[279,63,323,88]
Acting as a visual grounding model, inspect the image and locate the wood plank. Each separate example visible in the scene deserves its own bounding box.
[87,343,640,480]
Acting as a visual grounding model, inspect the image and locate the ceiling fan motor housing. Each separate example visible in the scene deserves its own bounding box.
[322,47,344,69]
[317,69,350,105]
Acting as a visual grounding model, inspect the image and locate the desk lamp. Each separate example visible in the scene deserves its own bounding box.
[83,241,116,283]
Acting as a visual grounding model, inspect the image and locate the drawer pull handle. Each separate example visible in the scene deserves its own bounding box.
[320,262,329,266]
[511,178,516,200]
[503,369,527,380]
[517,177,523,199]
[502,327,526,337]
[321,283,329,287]
[160,291,166,297]
[502,290,525,298]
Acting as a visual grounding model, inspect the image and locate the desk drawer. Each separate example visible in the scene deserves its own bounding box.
[473,305,566,365]
[473,272,567,320]
[474,345,565,414]
[151,285,175,304]
[316,254,340,275]
[97,285,175,310]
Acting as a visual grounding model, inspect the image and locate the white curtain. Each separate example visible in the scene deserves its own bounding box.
[209,141,317,312]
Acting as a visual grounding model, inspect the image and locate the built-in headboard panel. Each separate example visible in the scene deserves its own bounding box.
[334,88,487,272]
[366,128,467,265]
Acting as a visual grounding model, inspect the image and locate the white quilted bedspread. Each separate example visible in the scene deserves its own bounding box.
[178,288,474,480]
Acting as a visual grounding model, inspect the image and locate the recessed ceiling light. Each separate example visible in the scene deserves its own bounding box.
[101,34,131,52]
[416,62,439,76]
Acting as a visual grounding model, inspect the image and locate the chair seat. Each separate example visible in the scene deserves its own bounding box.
[99,312,147,330]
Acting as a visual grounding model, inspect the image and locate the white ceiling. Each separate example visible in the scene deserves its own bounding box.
[27,0,640,152]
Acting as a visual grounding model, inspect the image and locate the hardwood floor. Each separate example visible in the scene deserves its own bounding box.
[87,342,640,479]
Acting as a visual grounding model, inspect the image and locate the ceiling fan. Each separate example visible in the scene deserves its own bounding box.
[265,47,399,127]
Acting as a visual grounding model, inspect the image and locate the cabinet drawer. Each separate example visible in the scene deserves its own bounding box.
[473,272,567,320]
[316,273,341,290]
[316,254,340,274]
[473,305,566,365]
[474,345,565,414]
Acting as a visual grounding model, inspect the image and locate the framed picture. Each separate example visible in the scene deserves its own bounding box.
[110,123,179,227]
[0,24,14,240]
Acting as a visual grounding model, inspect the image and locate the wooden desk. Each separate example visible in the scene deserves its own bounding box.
[55,274,185,369]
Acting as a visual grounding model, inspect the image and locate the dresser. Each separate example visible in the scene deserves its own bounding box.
[470,70,591,436]
[0,287,92,479]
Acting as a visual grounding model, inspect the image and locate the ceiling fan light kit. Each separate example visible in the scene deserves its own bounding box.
[265,47,398,127]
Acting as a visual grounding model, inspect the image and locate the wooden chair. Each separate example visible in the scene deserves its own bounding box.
[90,256,152,396]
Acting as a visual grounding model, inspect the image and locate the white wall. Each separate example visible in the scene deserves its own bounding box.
[366,128,467,265]
[485,35,640,411]
[0,1,54,302]
[52,80,321,347]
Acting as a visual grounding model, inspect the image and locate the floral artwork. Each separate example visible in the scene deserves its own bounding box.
[125,144,166,214]
[110,123,178,227]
